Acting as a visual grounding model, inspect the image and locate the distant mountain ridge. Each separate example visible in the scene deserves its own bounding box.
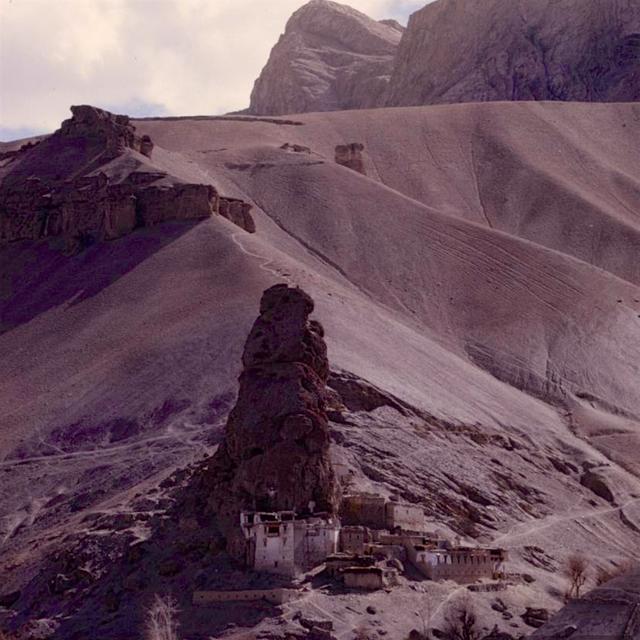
[248,0,640,115]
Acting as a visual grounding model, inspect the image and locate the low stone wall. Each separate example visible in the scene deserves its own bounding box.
[467,581,507,592]
[193,588,300,605]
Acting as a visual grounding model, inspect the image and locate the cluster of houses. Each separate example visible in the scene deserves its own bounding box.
[239,492,508,590]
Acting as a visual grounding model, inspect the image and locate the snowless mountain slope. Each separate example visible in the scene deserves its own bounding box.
[248,0,402,115]
[1,101,640,636]
[249,0,640,115]
[388,0,640,106]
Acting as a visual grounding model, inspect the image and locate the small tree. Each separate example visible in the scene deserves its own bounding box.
[564,553,589,599]
[441,597,481,640]
[145,594,180,640]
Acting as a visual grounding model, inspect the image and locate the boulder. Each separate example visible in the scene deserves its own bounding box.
[521,607,549,628]
[580,471,615,503]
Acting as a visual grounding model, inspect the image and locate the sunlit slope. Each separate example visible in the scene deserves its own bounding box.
[141,102,640,285]
[2,103,640,628]
[137,102,640,419]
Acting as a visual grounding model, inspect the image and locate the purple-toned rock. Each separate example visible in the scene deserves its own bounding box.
[0,106,256,251]
[335,143,365,175]
[201,284,338,558]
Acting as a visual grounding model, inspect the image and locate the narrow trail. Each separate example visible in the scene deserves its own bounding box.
[493,496,640,545]
[0,432,199,469]
[231,231,291,282]
[430,584,468,624]
[304,599,352,640]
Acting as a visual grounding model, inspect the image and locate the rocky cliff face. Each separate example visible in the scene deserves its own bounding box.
[251,0,640,114]
[0,106,255,252]
[387,0,640,105]
[198,284,338,558]
[248,0,402,115]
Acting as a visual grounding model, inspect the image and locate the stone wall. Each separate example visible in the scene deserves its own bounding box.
[293,519,340,570]
[385,502,425,532]
[407,546,507,583]
[193,588,300,605]
[340,494,387,528]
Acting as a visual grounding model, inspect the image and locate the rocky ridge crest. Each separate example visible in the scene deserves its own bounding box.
[0,105,255,253]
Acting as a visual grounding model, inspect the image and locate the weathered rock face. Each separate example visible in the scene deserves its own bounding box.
[386,0,640,106]
[0,106,255,251]
[580,470,615,503]
[252,0,640,114]
[218,197,257,234]
[248,0,402,115]
[59,105,153,160]
[0,173,219,253]
[203,284,339,558]
[136,183,217,227]
[335,143,365,174]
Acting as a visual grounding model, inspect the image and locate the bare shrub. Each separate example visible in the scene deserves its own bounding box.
[145,594,180,640]
[596,560,637,586]
[441,597,481,640]
[563,553,589,599]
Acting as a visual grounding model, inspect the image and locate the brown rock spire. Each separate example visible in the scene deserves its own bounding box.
[207,284,339,558]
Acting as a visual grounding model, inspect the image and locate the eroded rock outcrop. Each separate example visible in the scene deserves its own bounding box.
[580,470,615,503]
[251,0,639,114]
[201,284,339,558]
[335,143,366,174]
[0,106,255,251]
[248,0,402,115]
[59,105,153,160]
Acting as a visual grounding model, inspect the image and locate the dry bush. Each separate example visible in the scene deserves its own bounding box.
[441,597,481,640]
[563,553,589,599]
[145,594,180,640]
[596,560,637,586]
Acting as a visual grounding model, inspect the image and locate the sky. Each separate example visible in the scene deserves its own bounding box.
[0,0,426,141]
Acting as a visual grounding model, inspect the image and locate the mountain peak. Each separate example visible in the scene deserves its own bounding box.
[247,0,401,115]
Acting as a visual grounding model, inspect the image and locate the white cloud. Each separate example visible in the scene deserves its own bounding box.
[0,0,426,140]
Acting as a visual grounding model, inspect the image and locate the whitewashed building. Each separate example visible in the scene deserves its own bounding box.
[406,543,508,583]
[385,502,425,532]
[241,510,339,577]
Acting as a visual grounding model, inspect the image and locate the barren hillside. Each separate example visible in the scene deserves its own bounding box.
[1,101,640,637]
[250,0,640,115]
